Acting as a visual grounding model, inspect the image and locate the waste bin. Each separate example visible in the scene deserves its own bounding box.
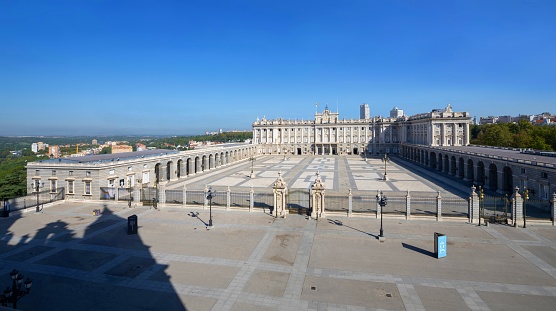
[127,215,138,235]
[434,232,447,258]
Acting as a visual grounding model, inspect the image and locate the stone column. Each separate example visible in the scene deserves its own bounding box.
[158,183,166,208]
[273,172,288,218]
[310,171,326,219]
[406,190,411,220]
[226,186,231,211]
[441,123,446,146]
[133,183,140,207]
[512,186,523,227]
[348,189,353,217]
[249,187,254,212]
[470,186,479,224]
[436,191,442,221]
[452,123,457,146]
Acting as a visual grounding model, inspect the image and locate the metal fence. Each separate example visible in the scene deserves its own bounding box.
[166,189,183,204]
[525,199,552,220]
[410,197,437,215]
[4,188,65,212]
[186,190,205,206]
[230,192,250,208]
[442,197,469,217]
[351,195,377,214]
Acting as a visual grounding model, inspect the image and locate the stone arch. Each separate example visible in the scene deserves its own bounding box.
[177,159,182,178]
[154,163,161,184]
[450,156,457,175]
[209,154,214,169]
[438,153,443,171]
[488,163,498,191]
[195,156,200,174]
[444,155,450,174]
[477,161,485,186]
[503,166,513,194]
[467,159,474,183]
[202,155,207,172]
[430,152,437,169]
[186,158,191,176]
[166,161,172,181]
[458,157,465,179]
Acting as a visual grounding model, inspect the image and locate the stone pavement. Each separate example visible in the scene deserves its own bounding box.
[167,155,469,198]
[1,201,556,310]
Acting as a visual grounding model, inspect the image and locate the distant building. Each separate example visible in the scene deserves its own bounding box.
[31,142,47,153]
[479,116,498,125]
[92,139,98,145]
[112,145,133,154]
[390,107,404,118]
[359,104,370,119]
[135,143,146,151]
[48,145,60,158]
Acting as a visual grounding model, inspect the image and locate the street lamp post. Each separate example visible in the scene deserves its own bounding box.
[249,155,256,178]
[206,188,214,228]
[478,186,485,226]
[523,188,529,228]
[0,269,32,309]
[127,180,132,209]
[375,191,388,238]
[32,180,44,212]
[381,154,389,181]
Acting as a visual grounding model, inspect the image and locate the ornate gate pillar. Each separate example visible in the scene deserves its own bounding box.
[273,172,288,218]
[511,186,523,227]
[311,171,326,219]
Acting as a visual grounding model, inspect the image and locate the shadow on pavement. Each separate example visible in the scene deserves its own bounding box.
[0,204,188,310]
[328,219,378,238]
[402,242,435,258]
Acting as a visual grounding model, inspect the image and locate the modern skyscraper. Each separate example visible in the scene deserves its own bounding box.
[360,104,370,119]
[390,107,404,118]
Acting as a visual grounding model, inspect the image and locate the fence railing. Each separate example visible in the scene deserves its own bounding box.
[3,188,65,212]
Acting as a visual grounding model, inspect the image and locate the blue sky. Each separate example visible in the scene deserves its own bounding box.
[1,0,555,136]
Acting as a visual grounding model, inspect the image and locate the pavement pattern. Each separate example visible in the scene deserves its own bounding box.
[1,201,556,310]
[167,155,470,198]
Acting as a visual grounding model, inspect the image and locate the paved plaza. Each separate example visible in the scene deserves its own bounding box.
[168,155,470,197]
[1,200,556,310]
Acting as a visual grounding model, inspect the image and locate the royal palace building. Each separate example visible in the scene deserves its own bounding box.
[252,104,472,156]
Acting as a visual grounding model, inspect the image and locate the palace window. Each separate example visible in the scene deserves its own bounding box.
[67,180,74,194]
[84,181,91,195]
[541,184,549,200]
[50,180,57,193]
[52,170,56,176]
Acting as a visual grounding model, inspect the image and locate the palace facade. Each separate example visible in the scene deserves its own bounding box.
[252,104,472,155]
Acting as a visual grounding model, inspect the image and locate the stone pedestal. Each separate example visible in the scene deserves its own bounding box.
[470,186,479,224]
[310,172,326,219]
[273,172,288,218]
[512,186,523,227]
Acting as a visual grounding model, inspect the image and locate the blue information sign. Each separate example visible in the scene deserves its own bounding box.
[437,235,447,258]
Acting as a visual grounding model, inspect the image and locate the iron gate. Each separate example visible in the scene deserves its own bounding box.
[481,195,511,224]
[141,187,157,206]
[286,189,310,215]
